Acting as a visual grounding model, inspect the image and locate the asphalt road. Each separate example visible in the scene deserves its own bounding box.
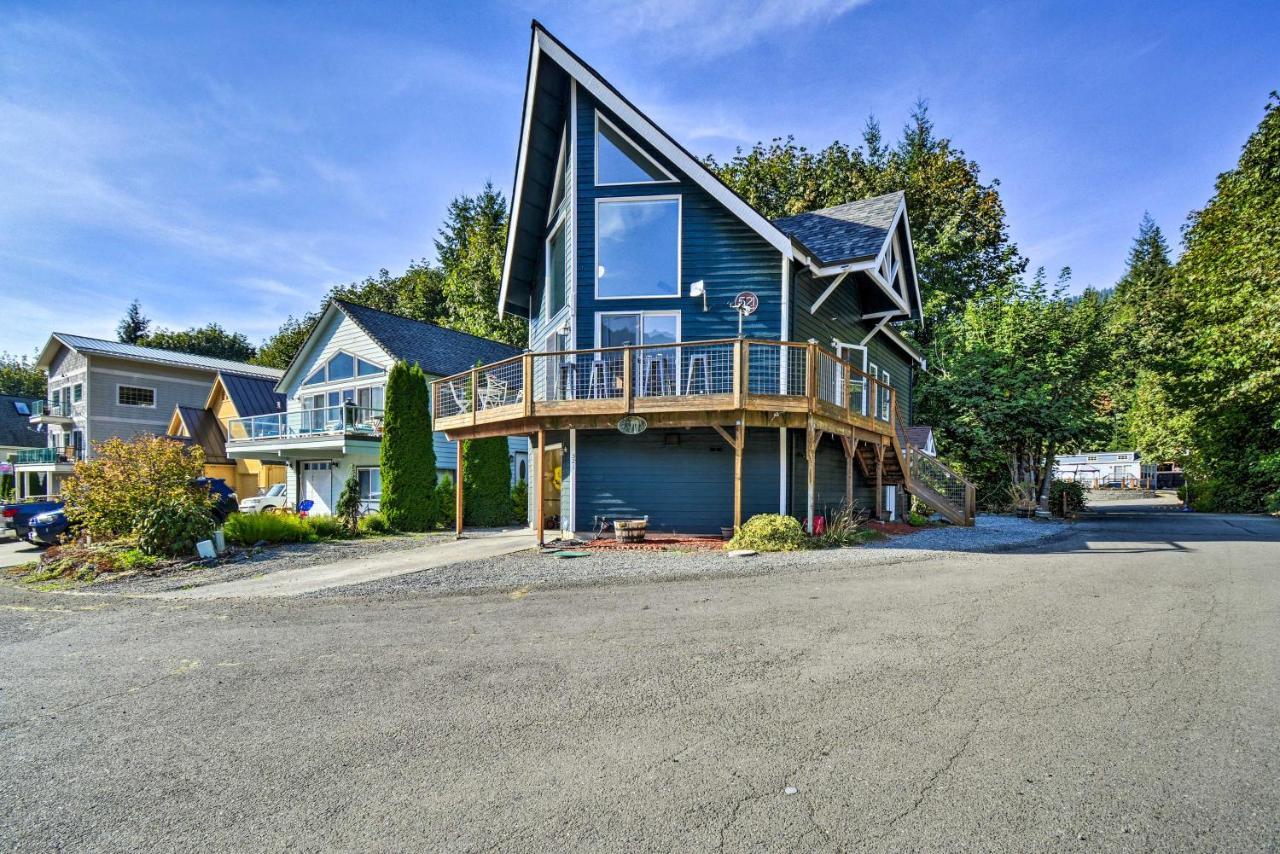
[2,504,1277,851]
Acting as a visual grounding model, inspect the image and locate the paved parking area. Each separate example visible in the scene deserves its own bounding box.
[1,504,1277,850]
[0,535,42,569]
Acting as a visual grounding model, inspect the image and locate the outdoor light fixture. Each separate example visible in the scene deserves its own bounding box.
[690,280,707,311]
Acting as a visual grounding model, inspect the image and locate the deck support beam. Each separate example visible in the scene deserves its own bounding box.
[455,440,464,539]
[875,442,885,520]
[841,435,858,509]
[713,423,746,531]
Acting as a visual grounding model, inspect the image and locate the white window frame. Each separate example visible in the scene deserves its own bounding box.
[544,209,570,323]
[116,384,157,409]
[547,124,569,224]
[593,310,682,350]
[594,111,677,187]
[881,368,892,421]
[867,362,879,417]
[833,340,868,411]
[594,195,682,301]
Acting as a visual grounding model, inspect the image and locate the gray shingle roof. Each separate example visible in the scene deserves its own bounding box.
[44,333,283,380]
[220,372,286,417]
[907,425,934,447]
[772,191,903,266]
[335,300,522,378]
[0,395,45,450]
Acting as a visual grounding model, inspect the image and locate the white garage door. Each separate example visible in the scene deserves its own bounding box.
[301,461,335,515]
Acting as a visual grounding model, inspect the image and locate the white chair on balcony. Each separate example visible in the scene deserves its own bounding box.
[685,353,711,395]
[640,353,671,397]
[478,377,508,410]
[448,381,472,415]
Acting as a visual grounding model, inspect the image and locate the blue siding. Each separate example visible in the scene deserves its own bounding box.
[435,435,528,483]
[560,93,783,349]
[574,428,780,534]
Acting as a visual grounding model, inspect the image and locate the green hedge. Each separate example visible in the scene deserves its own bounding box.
[381,361,437,531]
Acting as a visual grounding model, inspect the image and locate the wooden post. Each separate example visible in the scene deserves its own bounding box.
[454,440,464,538]
[522,353,533,417]
[469,366,479,426]
[732,340,744,409]
[875,442,885,520]
[841,435,857,508]
[622,347,633,412]
[805,341,818,406]
[534,429,545,546]
[734,423,744,531]
[805,420,818,533]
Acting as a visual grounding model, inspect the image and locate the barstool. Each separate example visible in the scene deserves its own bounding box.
[641,353,669,396]
[685,352,711,395]
[587,359,609,398]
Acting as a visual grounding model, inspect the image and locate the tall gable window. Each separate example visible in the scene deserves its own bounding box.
[595,112,675,186]
[596,197,680,299]
[546,218,568,317]
[327,352,354,381]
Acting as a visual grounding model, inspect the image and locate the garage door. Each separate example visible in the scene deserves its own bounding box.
[301,461,335,515]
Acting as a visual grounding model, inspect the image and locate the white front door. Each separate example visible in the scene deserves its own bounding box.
[301,461,334,515]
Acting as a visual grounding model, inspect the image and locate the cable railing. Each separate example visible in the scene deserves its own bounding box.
[226,405,384,442]
[907,445,976,524]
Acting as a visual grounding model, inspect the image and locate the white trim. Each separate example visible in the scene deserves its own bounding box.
[276,302,396,393]
[593,195,682,301]
[569,80,579,342]
[115,383,157,409]
[593,110,677,186]
[593,310,682,349]
[861,309,906,320]
[568,428,577,534]
[92,366,212,387]
[780,257,790,341]
[809,270,849,314]
[498,33,543,320]
[300,349,385,390]
[533,30,794,257]
[547,124,569,225]
[778,426,787,515]
[859,316,892,347]
[879,324,927,367]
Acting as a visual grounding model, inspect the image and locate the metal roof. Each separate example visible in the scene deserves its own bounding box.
[172,405,230,464]
[0,395,45,449]
[38,333,283,380]
[219,372,286,417]
[772,191,904,266]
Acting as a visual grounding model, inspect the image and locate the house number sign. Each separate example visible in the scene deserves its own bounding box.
[617,415,648,435]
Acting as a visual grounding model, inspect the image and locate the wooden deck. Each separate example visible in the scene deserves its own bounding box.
[431,338,974,536]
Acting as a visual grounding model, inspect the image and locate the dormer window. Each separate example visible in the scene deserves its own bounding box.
[595,112,676,186]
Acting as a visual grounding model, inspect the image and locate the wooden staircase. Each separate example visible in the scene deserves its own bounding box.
[891,422,976,527]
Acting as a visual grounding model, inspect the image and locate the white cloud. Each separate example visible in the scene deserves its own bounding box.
[574,0,872,58]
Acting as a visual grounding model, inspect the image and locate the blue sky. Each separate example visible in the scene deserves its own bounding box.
[2,1,1276,357]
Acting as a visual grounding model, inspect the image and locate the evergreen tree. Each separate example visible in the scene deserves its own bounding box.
[708,102,1025,345]
[117,300,151,344]
[253,312,319,370]
[335,468,362,533]
[140,323,257,362]
[462,436,513,526]
[1104,214,1178,447]
[1166,94,1280,510]
[379,361,437,530]
[437,182,526,347]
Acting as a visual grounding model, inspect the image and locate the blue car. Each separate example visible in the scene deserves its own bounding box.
[27,508,71,546]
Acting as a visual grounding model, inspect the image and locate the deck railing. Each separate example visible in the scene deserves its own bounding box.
[431,338,898,433]
[907,445,977,525]
[16,446,80,465]
[30,399,74,419]
[226,405,384,443]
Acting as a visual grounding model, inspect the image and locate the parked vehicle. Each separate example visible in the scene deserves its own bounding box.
[237,483,286,514]
[1,499,64,541]
[192,477,239,524]
[27,508,71,546]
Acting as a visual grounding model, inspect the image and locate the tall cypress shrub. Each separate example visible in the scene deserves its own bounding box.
[462,436,513,526]
[380,361,437,530]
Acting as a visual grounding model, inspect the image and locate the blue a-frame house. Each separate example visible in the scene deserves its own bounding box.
[433,22,974,537]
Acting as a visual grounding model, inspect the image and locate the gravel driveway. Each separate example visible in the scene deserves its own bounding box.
[325,515,1068,599]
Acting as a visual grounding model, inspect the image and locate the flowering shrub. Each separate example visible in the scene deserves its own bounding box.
[725,514,808,552]
[63,436,205,541]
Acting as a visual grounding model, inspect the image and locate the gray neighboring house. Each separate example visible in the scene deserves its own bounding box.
[1,394,46,495]
[14,334,281,499]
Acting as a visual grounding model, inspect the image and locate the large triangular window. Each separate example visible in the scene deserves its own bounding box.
[595,112,676,186]
[548,124,569,219]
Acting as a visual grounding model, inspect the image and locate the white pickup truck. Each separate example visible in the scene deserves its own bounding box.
[237,483,287,514]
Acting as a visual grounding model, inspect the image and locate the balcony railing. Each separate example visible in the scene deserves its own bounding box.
[30,399,74,419]
[226,405,384,443]
[431,338,898,434]
[16,446,80,465]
